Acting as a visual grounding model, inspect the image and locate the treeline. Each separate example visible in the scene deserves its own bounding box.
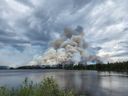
[16,64,86,70]
[0,66,9,69]
[2,61,128,71]
[57,64,86,70]
[86,61,128,72]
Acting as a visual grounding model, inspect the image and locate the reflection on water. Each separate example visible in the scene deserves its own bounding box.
[0,70,128,96]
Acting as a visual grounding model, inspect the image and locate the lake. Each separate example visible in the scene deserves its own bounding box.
[0,70,128,96]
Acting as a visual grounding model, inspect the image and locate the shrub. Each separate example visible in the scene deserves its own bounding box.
[0,77,74,96]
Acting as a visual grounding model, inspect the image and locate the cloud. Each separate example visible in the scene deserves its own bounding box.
[0,0,128,66]
[16,0,34,7]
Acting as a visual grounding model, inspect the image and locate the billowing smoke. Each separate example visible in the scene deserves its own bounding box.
[28,26,101,66]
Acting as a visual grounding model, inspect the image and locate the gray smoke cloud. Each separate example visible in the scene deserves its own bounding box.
[28,26,101,65]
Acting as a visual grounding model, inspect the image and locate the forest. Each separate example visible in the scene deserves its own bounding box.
[86,61,128,72]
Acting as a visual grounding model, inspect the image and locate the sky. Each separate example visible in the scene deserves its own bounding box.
[0,0,128,67]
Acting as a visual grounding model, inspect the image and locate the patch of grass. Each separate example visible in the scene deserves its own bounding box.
[0,77,74,96]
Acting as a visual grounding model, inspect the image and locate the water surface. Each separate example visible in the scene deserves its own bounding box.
[0,70,128,96]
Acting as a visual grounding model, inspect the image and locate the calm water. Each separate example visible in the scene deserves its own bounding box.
[0,70,128,96]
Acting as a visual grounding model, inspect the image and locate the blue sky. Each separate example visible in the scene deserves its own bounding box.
[0,0,128,67]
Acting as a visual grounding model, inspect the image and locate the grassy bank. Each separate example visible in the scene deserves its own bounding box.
[0,77,74,96]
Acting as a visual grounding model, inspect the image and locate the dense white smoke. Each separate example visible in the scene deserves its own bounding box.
[28,26,101,66]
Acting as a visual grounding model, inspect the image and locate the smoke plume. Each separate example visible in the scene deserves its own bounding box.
[28,26,101,65]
